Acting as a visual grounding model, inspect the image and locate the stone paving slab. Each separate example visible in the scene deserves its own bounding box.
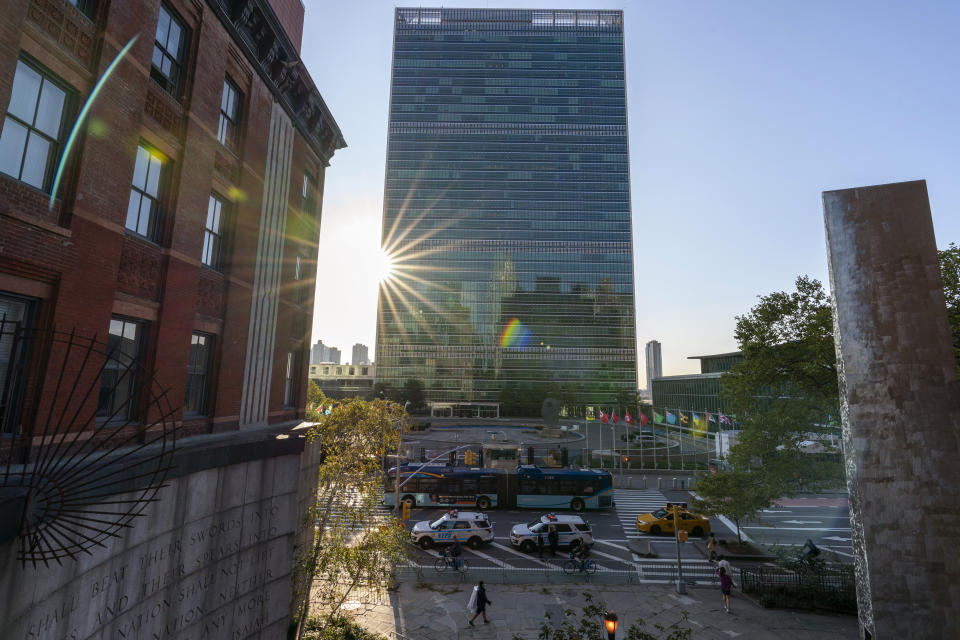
[346,582,858,639]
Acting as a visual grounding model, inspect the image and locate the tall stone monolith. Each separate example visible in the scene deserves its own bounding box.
[823,180,960,639]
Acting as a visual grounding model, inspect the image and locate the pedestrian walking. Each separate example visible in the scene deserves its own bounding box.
[718,566,733,613]
[468,581,491,626]
[717,554,732,576]
[706,532,718,562]
[547,525,559,557]
[536,532,545,560]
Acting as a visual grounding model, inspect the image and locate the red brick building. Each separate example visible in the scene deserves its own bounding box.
[0,0,344,438]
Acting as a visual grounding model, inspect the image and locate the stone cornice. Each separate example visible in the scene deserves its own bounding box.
[207,0,346,165]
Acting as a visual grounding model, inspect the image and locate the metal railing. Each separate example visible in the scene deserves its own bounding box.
[739,566,856,613]
[396,562,720,586]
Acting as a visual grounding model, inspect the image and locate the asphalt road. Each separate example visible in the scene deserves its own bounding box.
[399,488,853,577]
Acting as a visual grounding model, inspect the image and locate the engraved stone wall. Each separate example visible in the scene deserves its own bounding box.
[823,180,960,639]
[0,432,313,640]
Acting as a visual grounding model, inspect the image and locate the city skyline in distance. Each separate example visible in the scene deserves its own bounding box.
[303,0,960,388]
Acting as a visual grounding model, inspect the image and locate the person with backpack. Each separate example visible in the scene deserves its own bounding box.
[449,537,462,570]
[468,581,491,625]
[718,566,733,613]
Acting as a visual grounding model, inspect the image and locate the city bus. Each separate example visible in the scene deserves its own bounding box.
[513,465,614,511]
[385,464,614,512]
[384,465,501,510]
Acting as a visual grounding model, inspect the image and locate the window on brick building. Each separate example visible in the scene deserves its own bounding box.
[184,332,213,416]
[126,143,167,241]
[151,4,188,98]
[97,317,146,424]
[217,78,241,151]
[65,0,97,19]
[0,58,73,192]
[0,293,35,434]
[284,350,299,407]
[202,193,227,270]
[302,171,317,217]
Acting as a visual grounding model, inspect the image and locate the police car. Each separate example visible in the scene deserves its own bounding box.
[410,510,494,549]
[510,513,594,553]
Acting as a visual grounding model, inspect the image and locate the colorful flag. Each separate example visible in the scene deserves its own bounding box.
[680,412,689,426]
[598,409,609,424]
[719,413,731,426]
[640,412,649,427]
[692,412,707,437]
[611,410,619,424]
[707,412,716,423]
[653,411,664,424]
[692,412,701,427]
[666,411,677,425]
[624,411,633,424]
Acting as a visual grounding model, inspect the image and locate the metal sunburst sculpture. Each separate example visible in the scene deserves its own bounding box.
[0,323,178,568]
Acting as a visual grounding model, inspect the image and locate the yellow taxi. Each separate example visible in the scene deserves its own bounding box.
[635,502,710,536]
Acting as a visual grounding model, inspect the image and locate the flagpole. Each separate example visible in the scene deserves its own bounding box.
[666,412,671,471]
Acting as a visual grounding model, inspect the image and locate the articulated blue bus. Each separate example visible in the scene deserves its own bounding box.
[384,465,501,510]
[385,464,613,511]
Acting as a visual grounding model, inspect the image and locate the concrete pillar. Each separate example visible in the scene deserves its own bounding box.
[823,180,960,639]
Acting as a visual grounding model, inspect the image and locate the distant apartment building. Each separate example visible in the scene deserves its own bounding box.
[309,363,376,400]
[645,340,662,392]
[0,0,344,437]
[351,343,369,365]
[311,340,341,364]
[375,8,637,410]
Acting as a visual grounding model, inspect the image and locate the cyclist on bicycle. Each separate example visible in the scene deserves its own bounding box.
[449,537,463,569]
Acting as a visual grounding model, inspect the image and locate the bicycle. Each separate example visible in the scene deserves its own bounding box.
[562,552,597,575]
[434,549,469,574]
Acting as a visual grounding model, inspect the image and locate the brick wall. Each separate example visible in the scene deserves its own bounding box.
[0,0,334,440]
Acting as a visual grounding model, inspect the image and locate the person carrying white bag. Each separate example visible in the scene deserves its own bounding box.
[468,581,491,626]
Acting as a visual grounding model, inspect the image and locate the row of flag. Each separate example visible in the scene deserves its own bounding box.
[589,408,738,431]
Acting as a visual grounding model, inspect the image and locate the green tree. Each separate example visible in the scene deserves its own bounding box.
[293,395,409,640]
[721,276,843,496]
[401,378,426,413]
[940,243,960,372]
[691,470,773,544]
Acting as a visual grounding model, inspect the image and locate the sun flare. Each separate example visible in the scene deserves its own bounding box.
[375,247,396,284]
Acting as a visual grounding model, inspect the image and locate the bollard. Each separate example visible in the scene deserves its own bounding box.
[680,478,686,490]
[688,476,696,490]
[672,477,677,490]
[657,477,662,489]
[626,476,632,489]
[641,476,647,490]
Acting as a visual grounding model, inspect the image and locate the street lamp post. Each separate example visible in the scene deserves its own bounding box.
[394,401,410,515]
[671,503,686,594]
[603,611,618,640]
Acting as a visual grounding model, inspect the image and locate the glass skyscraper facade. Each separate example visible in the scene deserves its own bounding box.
[376,8,637,410]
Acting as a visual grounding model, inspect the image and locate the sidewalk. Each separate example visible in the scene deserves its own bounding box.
[351,582,857,639]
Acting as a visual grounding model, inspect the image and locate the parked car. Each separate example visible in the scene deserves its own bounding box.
[510,513,594,553]
[410,509,493,549]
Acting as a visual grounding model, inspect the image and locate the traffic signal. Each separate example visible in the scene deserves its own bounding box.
[465,449,476,465]
[401,500,410,521]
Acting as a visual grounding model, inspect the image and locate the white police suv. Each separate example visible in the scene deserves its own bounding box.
[410,510,494,549]
[510,513,594,553]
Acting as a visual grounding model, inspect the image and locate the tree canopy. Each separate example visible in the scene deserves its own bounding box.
[940,243,960,372]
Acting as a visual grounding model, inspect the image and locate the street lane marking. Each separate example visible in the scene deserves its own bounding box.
[594,539,630,551]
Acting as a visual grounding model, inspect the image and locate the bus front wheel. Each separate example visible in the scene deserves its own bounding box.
[476,496,491,510]
[570,498,585,512]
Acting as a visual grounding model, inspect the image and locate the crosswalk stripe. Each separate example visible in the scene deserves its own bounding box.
[490,542,552,566]
[465,546,513,568]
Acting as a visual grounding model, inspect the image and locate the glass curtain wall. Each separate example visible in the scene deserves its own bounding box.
[376,8,637,410]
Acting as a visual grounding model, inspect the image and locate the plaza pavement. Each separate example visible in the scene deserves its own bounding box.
[350,581,857,640]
